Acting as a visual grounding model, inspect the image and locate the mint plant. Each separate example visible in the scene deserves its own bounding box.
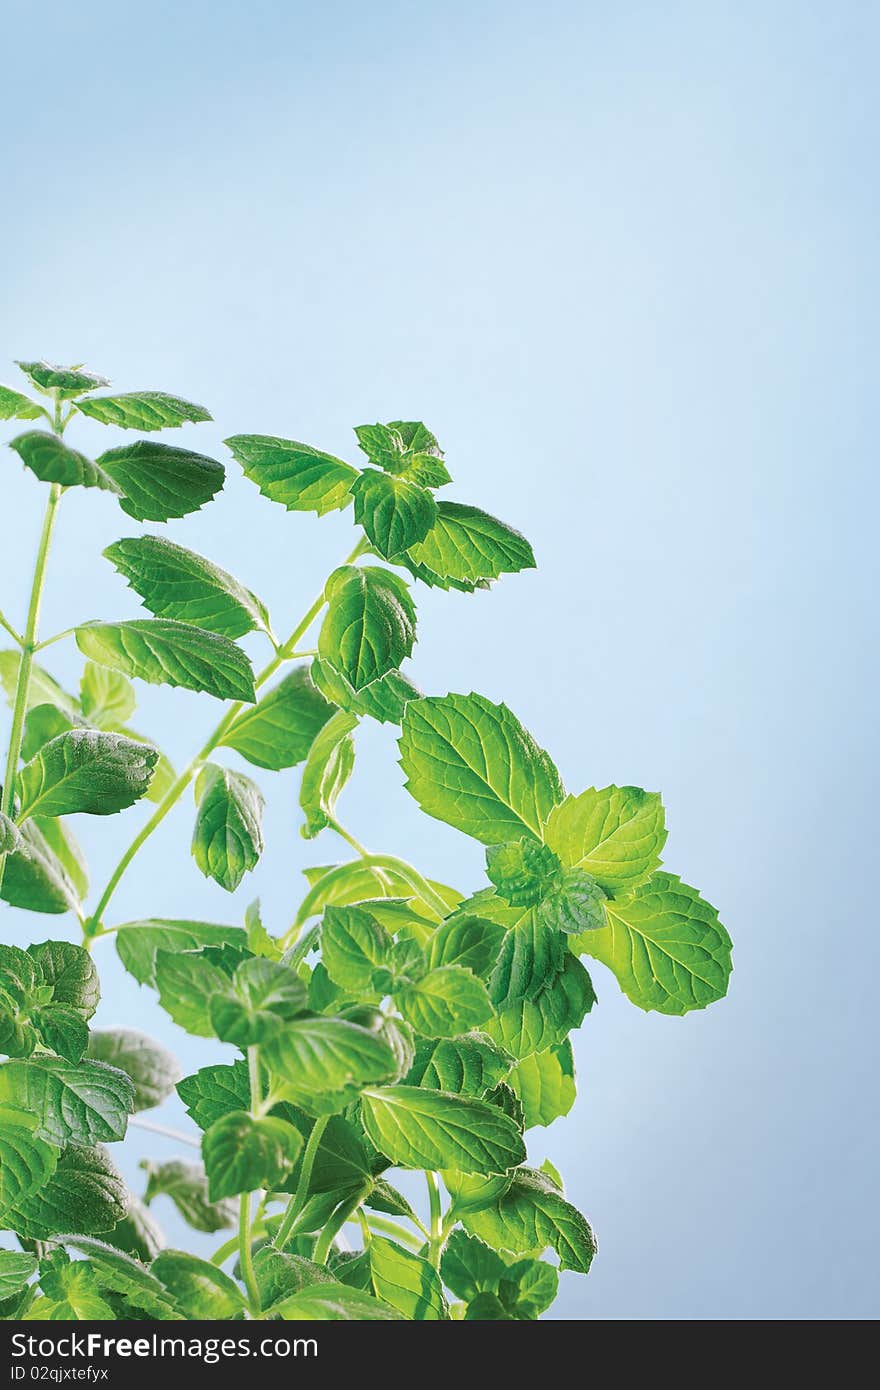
[0,361,732,1321]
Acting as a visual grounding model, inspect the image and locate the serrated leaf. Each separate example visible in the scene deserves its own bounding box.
[104,536,270,639]
[8,431,120,493]
[87,1029,181,1112]
[0,651,79,720]
[17,729,157,819]
[369,1236,447,1319]
[425,913,506,978]
[396,966,493,1038]
[361,1085,525,1174]
[297,860,460,924]
[400,693,564,844]
[209,957,307,1047]
[0,1250,37,1299]
[219,666,334,772]
[0,384,43,421]
[176,1060,249,1130]
[192,764,264,892]
[578,872,732,1015]
[354,421,450,488]
[76,619,256,702]
[364,1178,420,1222]
[96,440,225,522]
[9,1144,127,1239]
[311,657,420,725]
[155,950,229,1038]
[299,710,357,838]
[0,1111,58,1224]
[405,502,535,589]
[202,1111,303,1200]
[262,1016,399,1115]
[150,1250,244,1319]
[115,919,247,987]
[16,361,108,398]
[141,1157,237,1233]
[80,662,136,729]
[405,1033,513,1095]
[61,1237,179,1319]
[253,1247,333,1307]
[321,904,392,992]
[463,1166,596,1273]
[0,818,81,914]
[33,1250,115,1320]
[0,1057,134,1147]
[352,469,437,558]
[484,953,596,1059]
[271,1281,404,1320]
[509,1041,576,1128]
[21,704,79,762]
[537,868,608,934]
[76,391,211,431]
[118,728,175,803]
[225,433,359,515]
[319,566,417,692]
[31,1006,88,1063]
[543,784,666,893]
[486,839,561,906]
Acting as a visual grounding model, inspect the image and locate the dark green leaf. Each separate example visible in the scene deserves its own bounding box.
[17,729,157,819]
[8,431,119,493]
[9,1144,128,1239]
[96,440,225,522]
[463,1166,596,1273]
[61,1237,179,1319]
[76,619,256,703]
[16,361,108,398]
[484,953,596,1059]
[486,839,562,906]
[0,818,82,914]
[87,1029,181,1112]
[299,710,357,838]
[209,957,307,1047]
[270,1281,403,1320]
[104,536,270,639]
[0,1057,134,1147]
[31,1006,89,1063]
[192,764,264,892]
[405,1033,513,1096]
[21,704,79,762]
[396,966,493,1038]
[354,421,450,488]
[150,1250,244,1319]
[253,1246,333,1307]
[0,1250,37,1299]
[220,666,334,770]
[202,1111,303,1200]
[225,434,359,516]
[262,1016,399,1115]
[318,566,416,692]
[29,939,98,1017]
[0,1110,58,1224]
[155,950,229,1037]
[425,913,506,978]
[352,469,437,558]
[176,1061,249,1131]
[321,904,391,992]
[31,818,89,901]
[311,657,420,725]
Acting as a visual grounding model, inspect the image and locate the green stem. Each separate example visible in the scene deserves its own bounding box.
[313,1183,370,1265]
[426,1171,443,1270]
[238,1192,260,1313]
[0,483,62,897]
[366,1215,424,1250]
[211,1225,267,1267]
[87,539,368,935]
[273,1115,329,1250]
[0,609,22,645]
[128,1115,200,1150]
[327,817,371,858]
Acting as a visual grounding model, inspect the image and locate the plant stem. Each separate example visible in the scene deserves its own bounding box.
[87,539,368,935]
[365,1215,424,1250]
[238,1192,260,1314]
[0,609,22,645]
[0,483,62,896]
[128,1115,201,1149]
[273,1114,329,1250]
[327,817,370,858]
[211,1225,268,1267]
[313,1183,370,1265]
[426,1171,443,1269]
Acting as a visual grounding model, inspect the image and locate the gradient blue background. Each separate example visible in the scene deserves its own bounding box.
[2,0,877,1320]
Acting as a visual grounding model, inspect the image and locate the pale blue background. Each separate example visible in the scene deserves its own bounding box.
[2,0,877,1320]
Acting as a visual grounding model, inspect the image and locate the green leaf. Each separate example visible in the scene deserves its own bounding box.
[278,1109,372,1194]
[0,1111,58,1224]
[95,440,225,522]
[225,433,359,516]
[31,1007,88,1064]
[17,729,157,819]
[61,1238,179,1319]
[262,1016,399,1115]
[311,657,420,725]
[537,868,608,934]
[354,421,451,488]
[0,810,22,854]
[103,1193,164,1261]
[405,502,535,589]
[318,566,416,692]
[352,469,437,558]
[120,729,175,803]
[0,651,79,720]
[76,619,256,702]
[31,818,89,901]
[543,785,667,893]
[464,1166,596,1274]
[176,1061,249,1130]
[425,913,506,978]
[484,952,596,1059]
[0,818,82,914]
[0,384,43,421]
[8,431,119,493]
[578,872,732,1015]
[21,704,78,762]
[209,957,307,1046]
[192,764,264,892]
[87,1029,180,1112]
[299,709,357,838]
[440,1229,507,1299]
[396,966,493,1038]
[115,919,247,987]
[270,1281,404,1320]
[486,839,562,906]
[0,1057,134,1147]
[104,536,270,639]
[155,950,229,1037]
[297,860,460,924]
[509,1041,576,1128]
[365,1179,420,1223]
[321,904,392,992]
[252,1247,334,1307]
[0,945,40,1057]
[80,662,136,729]
[202,1111,303,1200]
[0,1250,37,1299]
[220,666,334,771]
[400,693,564,845]
[369,1236,447,1319]
[34,1250,115,1320]
[141,1158,236,1234]
[361,1085,525,1174]
[442,1231,557,1319]
[9,1143,127,1239]
[16,361,108,398]
[150,1250,244,1319]
[76,391,212,431]
[405,1033,513,1096]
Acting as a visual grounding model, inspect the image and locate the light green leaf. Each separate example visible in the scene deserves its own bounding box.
[192,764,264,892]
[262,1016,399,1114]
[220,665,334,770]
[17,729,157,819]
[311,657,420,725]
[396,966,493,1038]
[9,1143,127,1239]
[252,1248,334,1306]
[0,384,43,421]
[8,431,119,493]
[321,904,391,992]
[61,1238,179,1319]
[225,433,359,516]
[400,693,564,845]
[119,728,175,803]
[579,872,732,1015]
[543,785,667,893]
[319,566,416,692]
[30,1007,88,1064]
[202,1111,303,1200]
[76,391,211,431]
[155,950,229,1037]
[31,819,89,901]
[352,469,437,558]
[141,1156,237,1233]
[115,919,247,987]
[76,619,256,702]
[299,709,357,838]
[0,1057,134,1147]
[21,704,79,762]
[405,1033,513,1095]
[0,1110,58,1224]
[0,819,81,915]
[96,440,225,522]
[176,1061,249,1131]
[509,1041,576,1128]
[33,1251,115,1320]
[209,957,307,1047]
[354,421,451,488]
[80,662,136,729]
[150,1250,244,1319]
[537,868,608,934]
[425,913,506,978]
[271,1281,403,1320]
[104,536,270,639]
[361,1085,525,1174]
[486,839,561,906]
[463,1166,596,1273]
[87,1029,181,1112]
[369,1236,447,1319]
[405,502,535,589]
[0,1250,37,1299]
[484,953,596,1059]
[16,361,108,398]
[0,651,79,720]
[297,860,461,924]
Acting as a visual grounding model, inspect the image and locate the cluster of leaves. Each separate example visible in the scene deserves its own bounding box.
[0,360,732,1321]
